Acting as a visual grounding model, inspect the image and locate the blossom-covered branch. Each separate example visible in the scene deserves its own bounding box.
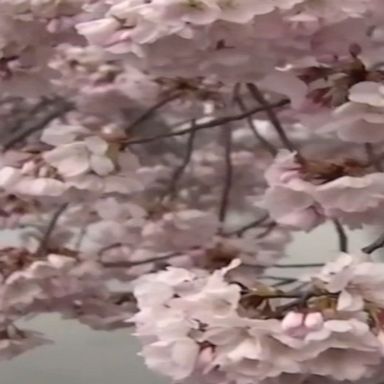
[1,1,384,383]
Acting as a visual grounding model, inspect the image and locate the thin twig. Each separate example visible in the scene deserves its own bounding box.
[167,120,198,200]
[0,97,53,144]
[246,83,297,153]
[3,100,73,151]
[262,275,298,283]
[102,251,182,268]
[226,214,270,237]
[270,263,324,269]
[255,222,277,238]
[332,219,348,252]
[124,98,290,146]
[124,93,181,134]
[233,87,277,156]
[272,279,300,288]
[241,289,320,302]
[218,125,234,226]
[274,290,325,314]
[365,143,383,172]
[36,203,68,256]
[362,232,384,254]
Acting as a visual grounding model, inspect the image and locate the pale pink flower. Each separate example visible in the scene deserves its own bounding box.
[322,102,384,143]
[43,136,115,178]
[349,81,384,108]
[281,311,324,338]
[258,71,308,109]
[141,210,219,252]
[217,0,276,22]
[314,253,384,311]
[75,18,120,46]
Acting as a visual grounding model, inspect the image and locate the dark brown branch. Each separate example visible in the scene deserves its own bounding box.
[272,279,300,288]
[332,219,348,252]
[226,214,270,237]
[233,88,277,156]
[241,289,320,302]
[218,125,234,225]
[124,93,181,134]
[271,262,324,268]
[262,275,298,284]
[255,222,277,238]
[36,203,68,256]
[0,97,52,144]
[274,290,325,314]
[167,120,198,200]
[124,98,290,146]
[2,100,73,151]
[365,143,383,172]
[362,232,384,254]
[246,83,297,152]
[102,251,182,268]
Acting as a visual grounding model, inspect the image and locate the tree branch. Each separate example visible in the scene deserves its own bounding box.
[262,275,298,284]
[2,100,73,151]
[365,143,383,172]
[233,87,277,156]
[167,120,198,200]
[124,93,181,134]
[246,83,297,153]
[123,98,290,146]
[271,262,324,268]
[36,203,68,257]
[218,125,234,226]
[102,251,182,268]
[332,219,348,252]
[226,214,270,237]
[362,232,384,254]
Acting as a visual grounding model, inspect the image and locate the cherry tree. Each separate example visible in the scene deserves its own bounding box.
[2,0,384,383]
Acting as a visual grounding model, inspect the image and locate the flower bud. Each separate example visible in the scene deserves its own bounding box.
[304,312,324,330]
[281,311,304,332]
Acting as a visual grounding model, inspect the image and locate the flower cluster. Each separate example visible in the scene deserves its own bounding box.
[132,255,384,384]
[1,0,384,382]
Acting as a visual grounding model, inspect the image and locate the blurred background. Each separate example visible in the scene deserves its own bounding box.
[0,224,373,384]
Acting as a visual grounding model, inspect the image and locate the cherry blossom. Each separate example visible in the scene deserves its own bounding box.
[3,1,384,383]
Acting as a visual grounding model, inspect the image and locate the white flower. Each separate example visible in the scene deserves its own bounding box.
[76,18,120,46]
[217,0,276,22]
[142,210,219,252]
[43,136,115,178]
[281,312,324,338]
[314,253,384,311]
[142,337,200,380]
[349,81,384,108]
